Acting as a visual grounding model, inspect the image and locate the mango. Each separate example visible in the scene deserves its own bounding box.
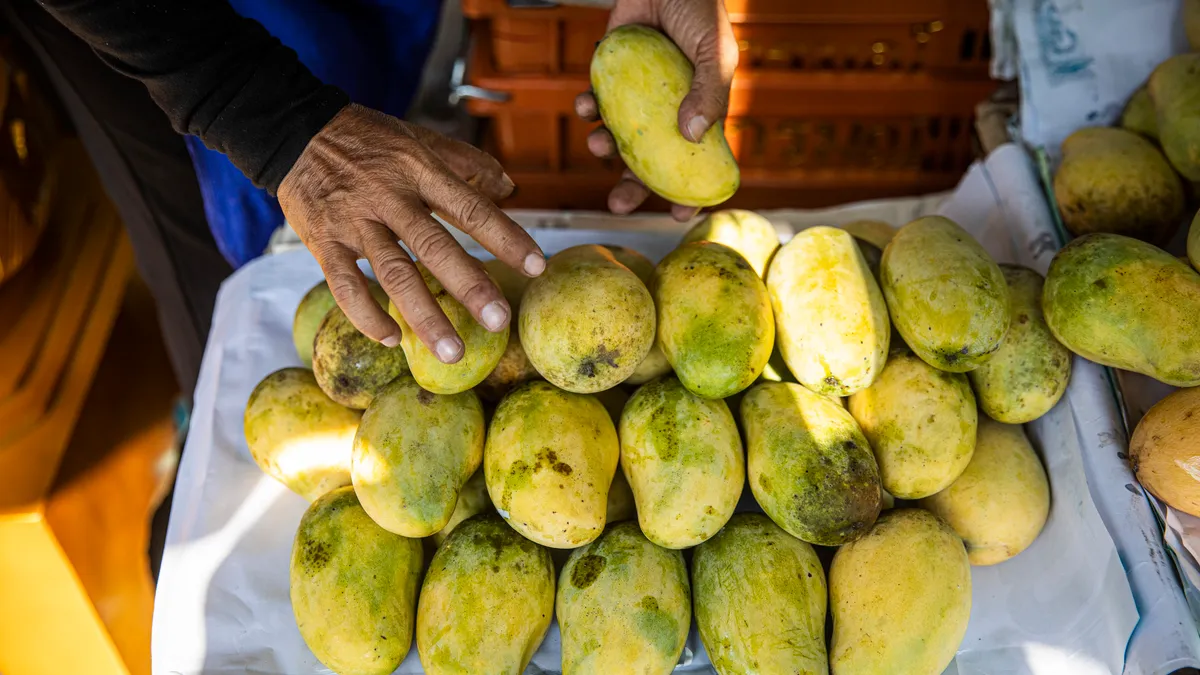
[416,514,555,675]
[743,382,881,545]
[919,418,1050,565]
[591,25,739,207]
[431,469,493,546]
[767,226,890,396]
[653,241,774,398]
[483,258,530,309]
[594,386,629,425]
[602,244,656,284]
[840,219,897,250]
[244,368,360,501]
[967,265,1072,423]
[290,487,423,675]
[619,377,743,548]
[1188,0,1200,51]
[352,375,484,537]
[1131,387,1200,516]
[1054,127,1185,241]
[1189,209,1199,271]
[848,349,977,499]
[602,245,674,386]
[606,469,637,523]
[692,513,827,675]
[1151,54,1200,181]
[1043,233,1200,387]
[293,280,335,368]
[829,508,971,675]
[852,236,884,282]
[475,331,539,402]
[1121,86,1159,141]
[312,293,409,409]
[680,209,780,277]
[520,245,656,393]
[881,216,1009,372]
[485,381,619,547]
[557,521,691,675]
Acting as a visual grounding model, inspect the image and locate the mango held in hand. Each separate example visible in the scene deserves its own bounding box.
[485,381,619,548]
[619,377,743,548]
[591,25,739,207]
[1131,387,1200,516]
[1150,54,1200,181]
[1043,233,1200,387]
[743,382,881,545]
[692,514,828,675]
[830,509,970,675]
[244,368,360,501]
[653,241,774,398]
[520,245,656,393]
[881,216,1009,372]
[767,226,890,396]
[293,280,337,368]
[416,514,555,675]
[557,522,691,675]
[968,265,1072,424]
[312,293,409,409]
[680,209,780,277]
[290,487,423,675]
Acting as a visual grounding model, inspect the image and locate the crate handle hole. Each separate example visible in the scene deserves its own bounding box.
[960,30,978,62]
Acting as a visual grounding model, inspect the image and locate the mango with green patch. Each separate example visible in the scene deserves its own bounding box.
[292,280,337,368]
[312,287,408,409]
[1151,53,1200,181]
[679,209,780,277]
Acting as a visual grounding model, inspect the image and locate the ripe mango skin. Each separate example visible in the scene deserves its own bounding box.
[312,293,410,409]
[431,469,493,547]
[293,281,336,368]
[606,469,638,524]
[1131,387,1200,517]
[290,487,423,675]
[830,509,970,675]
[680,209,780,277]
[484,381,619,548]
[967,265,1072,424]
[653,241,774,399]
[767,226,890,397]
[919,418,1050,565]
[743,382,881,546]
[1189,209,1199,272]
[692,513,828,675]
[557,521,691,675]
[848,350,977,500]
[1043,233,1200,387]
[840,219,897,251]
[476,331,540,402]
[352,375,484,537]
[1151,54,1200,181]
[244,368,360,502]
[881,216,1009,373]
[1121,86,1159,141]
[619,377,743,548]
[602,245,675,386]
[520,245,656,393]
[416,514,555,675]
[591,25,740,207]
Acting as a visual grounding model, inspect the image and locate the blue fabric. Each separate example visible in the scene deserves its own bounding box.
[187,0,444,268]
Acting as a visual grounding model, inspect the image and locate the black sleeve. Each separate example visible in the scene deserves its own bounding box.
[36,0,350,194]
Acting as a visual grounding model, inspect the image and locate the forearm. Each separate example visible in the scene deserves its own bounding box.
[37,0,348,193]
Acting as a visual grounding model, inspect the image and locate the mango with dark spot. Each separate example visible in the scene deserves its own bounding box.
[557,522,690,675]
[484,381,619,548]
[1151,54,1200,181]
[1131,387,1200,517]
[352,375,484,537]
[431,469,494,547]
[968,265,1072,424]
[1043,233,1200,387]
[290,486,423,675]
[743,382,881,546]
[830,509,970,675]
[692,513,828,675]
[312,288,409,409]
[848,349,977,499]
[881,216,1009,372]
[416,514,554,675]
[619,377,742,548]
[292,280,338,368]
[679,209,780,277]
[653,241,773,399]
[520,245,656,393]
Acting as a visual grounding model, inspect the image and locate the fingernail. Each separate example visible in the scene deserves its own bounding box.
[524,252,546,276]
[381,334,400,348]
[435,337,464,364]
[686,115,709,142]
[481,301,508,332]
[500,172,515,191]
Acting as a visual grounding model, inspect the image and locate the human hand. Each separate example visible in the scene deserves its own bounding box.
[575,0,738,221]
[278,103,545,364]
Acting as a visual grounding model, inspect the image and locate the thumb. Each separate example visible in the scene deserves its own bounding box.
[677,29,738,143]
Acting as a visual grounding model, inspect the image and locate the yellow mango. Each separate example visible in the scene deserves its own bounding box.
[290,487,423,675]
[475,331,539,402]
[619,377,743,548]
[601,244,656,284]
[244,368,360,501]
[881,216,1009,372]
[692,513,828,675]
[1121,86,1159,141]
[653,241,774,399]
[606,469,637,524]
[848,349,977,499]
[416,514,555,675]
[520,245,656,393]
[430,469,493,547]
[1043,233,1200,386]
[680,209,780,277]
[601,244,675,387]
[743,382,881,545]
[485,381,619,548]
[293,280,336,368]
[967,265,1072,424]
[830,508,970,675]
[919,418,1050,565]
[312,293,409,409]
[840,219,897,250]
[1151,54,1200,181]
[1131,387,1200,516]
[767,226,890,396]
[557,521,691,675]
[591,26,739,207]
[1189,209,1199,271]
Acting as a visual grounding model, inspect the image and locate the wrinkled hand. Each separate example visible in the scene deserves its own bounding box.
[279,103,545,363]
[575,0,738,221]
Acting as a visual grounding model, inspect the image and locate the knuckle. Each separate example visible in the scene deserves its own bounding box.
[453,195,492,233]
[414,313,449,340]
[376,255,421,296]
[409,227,459,268]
